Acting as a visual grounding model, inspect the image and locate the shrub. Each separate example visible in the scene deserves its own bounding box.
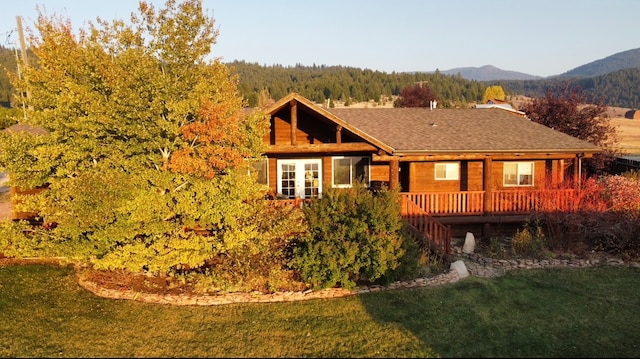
[0,107,19,130]
[374,223,435,284]
[530,174,640,258]
[511,222,547,258]
[289,182,407,290]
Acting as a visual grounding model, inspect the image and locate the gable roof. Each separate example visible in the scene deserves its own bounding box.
[327,107,601,156]
[267,92,601,157]
[266,92,394,153]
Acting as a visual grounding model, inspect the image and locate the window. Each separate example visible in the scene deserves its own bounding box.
[435,162,459,180]
[247,158,268,185]
[503,162,534,186]
[332,156,370,187]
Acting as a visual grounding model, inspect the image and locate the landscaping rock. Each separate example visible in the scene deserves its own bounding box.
[462,232,475,254]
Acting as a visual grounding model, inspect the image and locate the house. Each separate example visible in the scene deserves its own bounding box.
[474,99,526,116]
[258,92,602,243]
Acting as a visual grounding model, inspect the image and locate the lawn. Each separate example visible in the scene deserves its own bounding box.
[1,262,639,357]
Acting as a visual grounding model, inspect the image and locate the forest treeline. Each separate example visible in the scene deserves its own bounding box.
[1,45,638,109]
[228,60,485,108]
[496,67,640,109]
[230,60,640,109]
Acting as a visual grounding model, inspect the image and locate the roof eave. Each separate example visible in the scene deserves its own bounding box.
[392,148,602,156]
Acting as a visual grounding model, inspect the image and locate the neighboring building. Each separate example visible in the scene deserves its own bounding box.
[474,99,526,116]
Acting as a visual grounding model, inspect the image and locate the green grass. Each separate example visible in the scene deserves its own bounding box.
[1,263,640,358]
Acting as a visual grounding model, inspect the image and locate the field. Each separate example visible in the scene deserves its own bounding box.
[611,117,640,155]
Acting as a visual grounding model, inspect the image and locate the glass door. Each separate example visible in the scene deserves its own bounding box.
[277,159,322,199]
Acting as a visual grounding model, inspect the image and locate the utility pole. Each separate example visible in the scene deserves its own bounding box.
[16,16,31,104]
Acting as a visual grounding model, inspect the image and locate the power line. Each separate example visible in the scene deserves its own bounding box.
[2,29,18,47]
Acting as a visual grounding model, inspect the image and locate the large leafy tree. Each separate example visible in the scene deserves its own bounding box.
[520,84,619,173]
[0,0,301,279]
[481,85,506,103]
[393,82,440,108]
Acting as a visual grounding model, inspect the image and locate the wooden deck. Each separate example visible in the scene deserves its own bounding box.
[272,189,581,257]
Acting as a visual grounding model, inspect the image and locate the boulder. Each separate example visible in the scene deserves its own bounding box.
[462,232,476,254]
[450,260,469,279]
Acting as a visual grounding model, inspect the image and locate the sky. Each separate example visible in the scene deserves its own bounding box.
[1,0,639,78]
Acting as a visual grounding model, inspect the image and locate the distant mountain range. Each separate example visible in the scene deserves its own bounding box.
[437,48,640,81]
[439,65,543,81]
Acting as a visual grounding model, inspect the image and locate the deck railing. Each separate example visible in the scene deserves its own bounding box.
[490,189,577,214]
[400,196,451,255]
[402,191,484,215]
[268,197,308,208]
[401,189,578,216]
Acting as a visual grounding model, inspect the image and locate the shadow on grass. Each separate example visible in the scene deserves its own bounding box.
[357,266,640,358]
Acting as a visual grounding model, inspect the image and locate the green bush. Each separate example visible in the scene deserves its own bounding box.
[381,223,447,282]
[0,107,19,130]
[289,182,408,290]
[511,221,547,258]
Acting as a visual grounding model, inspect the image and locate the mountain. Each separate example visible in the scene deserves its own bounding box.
[439,48,640,82]
[438,65,543,81]
[555,48,640,78]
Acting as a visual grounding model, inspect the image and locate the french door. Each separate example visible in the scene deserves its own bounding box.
[277,159,322,199]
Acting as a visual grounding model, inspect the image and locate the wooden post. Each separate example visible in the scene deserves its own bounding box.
[389,159,399,190]
[290,100,297,146]
[573,157,580,186]
[335,125,342,144]
[483,157,492,214]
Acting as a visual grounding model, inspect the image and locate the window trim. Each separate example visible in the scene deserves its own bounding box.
[331,156,370,188]
[434,162,459,181]
[503,161,534,187]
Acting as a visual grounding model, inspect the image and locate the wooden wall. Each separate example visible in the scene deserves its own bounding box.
[401,159,569,193]
[268,112,339,146]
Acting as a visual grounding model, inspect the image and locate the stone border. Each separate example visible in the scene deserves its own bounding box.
[76,269,464,306]
[4,253,640,306]
[77,251,640,306]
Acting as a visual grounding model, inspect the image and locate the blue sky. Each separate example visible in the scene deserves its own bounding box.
[2,0,639,77]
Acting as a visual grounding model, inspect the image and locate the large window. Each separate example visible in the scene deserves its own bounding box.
[435,162,459,180]
[503,162,534,186]
[332,156,370,187]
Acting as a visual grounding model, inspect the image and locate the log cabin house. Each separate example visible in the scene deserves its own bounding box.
[3,93,603,256]
[256,92,602,253]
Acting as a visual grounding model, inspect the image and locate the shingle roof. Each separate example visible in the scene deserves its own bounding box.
[327,107,601,155]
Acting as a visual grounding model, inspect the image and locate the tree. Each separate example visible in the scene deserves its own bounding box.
[394,82,439,108]
[482,85,506,103]
[520,84,619,173]
[0,0,303,281]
